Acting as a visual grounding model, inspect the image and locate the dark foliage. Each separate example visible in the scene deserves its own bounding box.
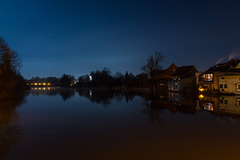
[0,37,26,99]
[59,74,75,87]
[76,67,148,89]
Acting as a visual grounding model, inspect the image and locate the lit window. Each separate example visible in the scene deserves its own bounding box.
[204,74,213,81]
[204,103,214,111]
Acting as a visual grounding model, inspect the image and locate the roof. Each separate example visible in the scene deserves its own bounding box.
[152,70,173,80]
[152,64,198,80]
[174,65,198,78]
[206,59,240,73]
[166,63,178,74]
[152,63,178,80]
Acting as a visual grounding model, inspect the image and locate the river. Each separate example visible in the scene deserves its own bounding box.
[1,88,240,160]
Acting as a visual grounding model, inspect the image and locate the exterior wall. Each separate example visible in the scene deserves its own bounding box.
[180,76,197,93]
[155,79,169,91]
[213,73,219,90]
[195,72,200,85]
[168,80,180,91]
[218,75,240,94]
[168,75,197,93]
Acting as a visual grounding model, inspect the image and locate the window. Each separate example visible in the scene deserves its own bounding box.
[220,99,223,104]
[224,100,228,104]
[238,85,240,89]
[221,77,225,79]
[220,84,223,88]
[224,84,228,88]
[204,74,213,81]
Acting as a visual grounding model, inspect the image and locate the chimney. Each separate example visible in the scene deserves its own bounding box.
[235,58,238,65]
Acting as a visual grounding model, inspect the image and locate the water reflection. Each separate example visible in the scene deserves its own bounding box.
[197,95,240,119]
[141,92,240,126]
[29,88,240,119]
[3,89,240,160]
[0,95,25,159]
[30,87,76,101]
[141,93,198,126]
[76,89,136,107]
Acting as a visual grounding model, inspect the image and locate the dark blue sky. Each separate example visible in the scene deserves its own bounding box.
[1,0,240,79]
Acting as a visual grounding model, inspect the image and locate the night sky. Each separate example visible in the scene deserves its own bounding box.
[1,0,240,79]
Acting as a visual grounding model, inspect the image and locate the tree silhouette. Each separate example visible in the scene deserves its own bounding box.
[0,37,25,99]
[59,74,74,87]
[141,51,164,90]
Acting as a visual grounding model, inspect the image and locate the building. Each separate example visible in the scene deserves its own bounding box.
[199,59,240,94]
[168,65,199,93]
[152,63,178,91]
[218,75,240,94]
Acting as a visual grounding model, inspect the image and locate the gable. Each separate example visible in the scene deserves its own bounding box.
[235,63,240,69]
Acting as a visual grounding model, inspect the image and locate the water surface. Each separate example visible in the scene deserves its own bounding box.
[1,88,240,160]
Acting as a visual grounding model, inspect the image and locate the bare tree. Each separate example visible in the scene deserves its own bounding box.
[140,51,164,91]
[141,51,164,78]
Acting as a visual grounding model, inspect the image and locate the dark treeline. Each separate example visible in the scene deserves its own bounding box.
[79,67,149,88]
[27,52,164,90]
[27,67,150,89]
[0,37,26,99]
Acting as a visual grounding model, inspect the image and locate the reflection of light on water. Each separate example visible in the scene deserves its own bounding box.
[31,87,53,90]
[199,94,204,99]
[204,103,214,111]
[89,90,92,96]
